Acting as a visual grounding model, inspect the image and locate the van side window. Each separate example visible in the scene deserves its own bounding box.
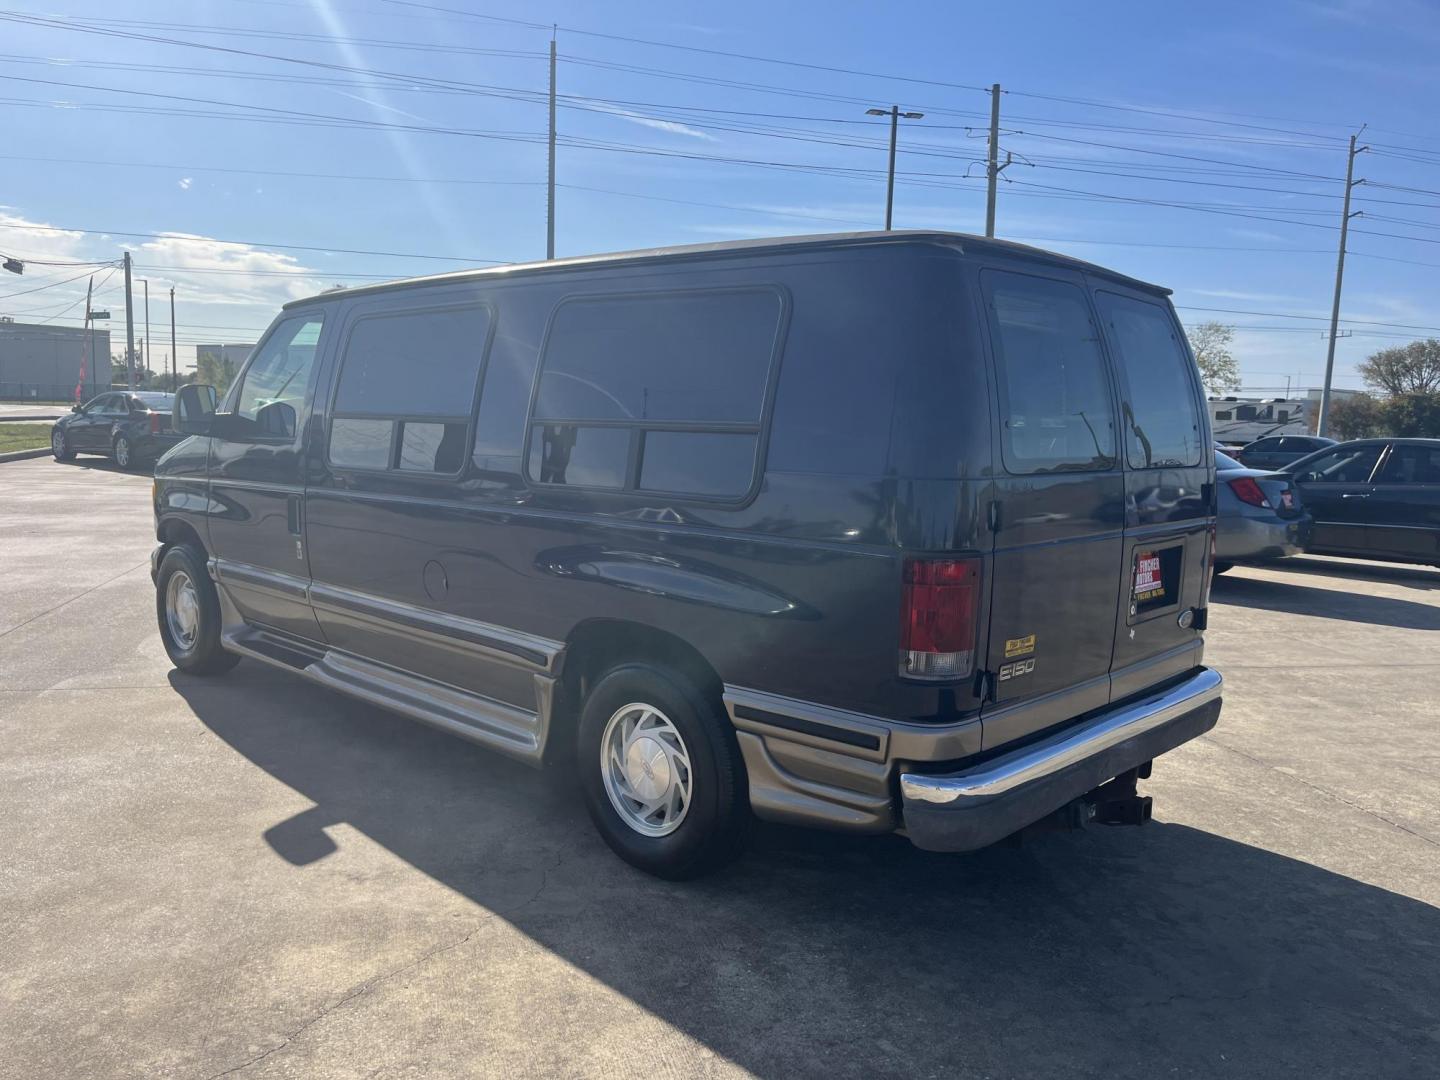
[1096,293,1204,469]
[528,288,783,497]
[327,306,492,474]
[234,315,324,438]
[983,272,1116,474]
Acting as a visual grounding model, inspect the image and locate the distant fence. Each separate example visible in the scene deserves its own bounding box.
[0,382,91,403]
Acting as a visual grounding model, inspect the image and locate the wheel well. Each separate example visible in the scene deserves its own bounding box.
[157,517,206,554]
[550,619,725,763]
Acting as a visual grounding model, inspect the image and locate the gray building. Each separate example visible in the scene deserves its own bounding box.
[0,319,111,402]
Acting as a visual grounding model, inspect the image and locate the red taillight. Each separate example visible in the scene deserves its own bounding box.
[148,411,161,434]
[1228,476,1270,508]
[901,557,980,680]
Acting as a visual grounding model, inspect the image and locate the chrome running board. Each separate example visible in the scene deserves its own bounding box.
[222,626,554,767]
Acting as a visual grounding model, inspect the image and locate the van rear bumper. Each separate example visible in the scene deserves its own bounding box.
[899,667,1222,852]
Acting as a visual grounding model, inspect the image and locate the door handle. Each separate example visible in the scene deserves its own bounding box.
[1341,493,1370,499]
[286,494,303,535]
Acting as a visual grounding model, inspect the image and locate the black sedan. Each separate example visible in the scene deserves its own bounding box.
[51,391,183,471]
[1215,450,1310,573]
[1282,438,1440,568]
[1235,434,1336,471]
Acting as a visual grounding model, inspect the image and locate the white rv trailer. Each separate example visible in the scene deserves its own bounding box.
[1208,397,1310,445]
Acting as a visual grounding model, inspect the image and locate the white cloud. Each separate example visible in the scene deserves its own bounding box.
[177,177,192,191]
[574,99,717,141]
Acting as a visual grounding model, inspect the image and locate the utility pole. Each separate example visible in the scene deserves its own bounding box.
[546,28,557,260]
[170,286,177,391]
[986,84,1001,237]
[122,251,136,390]
[1318,129,1367,438]
[143,279,150,384]
[866,105,924,230]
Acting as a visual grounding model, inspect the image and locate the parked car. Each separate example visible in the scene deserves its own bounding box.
[1213,450,1310,573]
[1283,438,1440,567]
[151,231,1222,878]
[51,391,181,470]
[1235,434,1336,471]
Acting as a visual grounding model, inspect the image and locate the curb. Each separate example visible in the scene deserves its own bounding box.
[0,447,52,464]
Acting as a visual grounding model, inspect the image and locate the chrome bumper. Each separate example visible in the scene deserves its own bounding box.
[899,667,1222,852]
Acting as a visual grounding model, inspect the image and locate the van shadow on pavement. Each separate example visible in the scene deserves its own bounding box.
[170,669,1439,1079]
[1211,573,1440,630]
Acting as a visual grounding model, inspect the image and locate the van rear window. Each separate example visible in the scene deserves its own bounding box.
[1096,293,1203,469]
[983,272,1117,475]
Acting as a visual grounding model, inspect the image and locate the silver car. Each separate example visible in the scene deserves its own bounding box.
[1215,450,1311,573]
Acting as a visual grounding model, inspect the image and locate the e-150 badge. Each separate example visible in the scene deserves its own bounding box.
[998,658,1036,682]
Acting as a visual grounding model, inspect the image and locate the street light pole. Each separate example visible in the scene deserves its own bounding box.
[866,105,924,230]
[143,278,150,385]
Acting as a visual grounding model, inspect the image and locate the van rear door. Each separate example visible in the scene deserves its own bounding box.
[977,268,1125,749]
[1091,286,1212,699]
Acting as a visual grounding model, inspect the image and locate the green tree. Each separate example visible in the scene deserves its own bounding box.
[1381,392,1440,437]
[1357,339,1440,396]
[194,349,238,396]
[1185,321,1241,394]
[1327,393,1384,440]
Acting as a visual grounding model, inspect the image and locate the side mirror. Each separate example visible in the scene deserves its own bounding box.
[70,404,81,413]
[174,383,218,435]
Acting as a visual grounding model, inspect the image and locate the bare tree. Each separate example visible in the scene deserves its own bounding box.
[1357,338,1440,396]
[1185,322,1241,394]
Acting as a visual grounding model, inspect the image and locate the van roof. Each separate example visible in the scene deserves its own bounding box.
[284,229,1172,309]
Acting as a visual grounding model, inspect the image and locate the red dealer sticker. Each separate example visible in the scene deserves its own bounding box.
[1134,550,1166,603]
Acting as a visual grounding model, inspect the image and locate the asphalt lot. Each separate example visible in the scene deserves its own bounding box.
[2,456,1438,1080]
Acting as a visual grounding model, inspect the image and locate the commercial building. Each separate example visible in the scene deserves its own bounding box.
[0,319,110,402]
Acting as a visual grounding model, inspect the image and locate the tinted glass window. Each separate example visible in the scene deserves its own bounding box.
[1214,410,1232,420]
[1297,444,1383,484]
[1097,293,1203,468]
[529,425,630,488]
[1379,444,1440,484]
[640,431,757,496]
[398,421,468,473]
[236,315,324,427]
[133,392,174,409]
[329,418,393,470]
[1215,450,1242,470]
[1248,438,1282,452]
[335,306,490,418]
[535,289,781,423]
[984,272,1116,474]
[1237,405,1256,421]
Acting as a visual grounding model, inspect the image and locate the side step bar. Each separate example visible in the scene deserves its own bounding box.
[222,626,555,767]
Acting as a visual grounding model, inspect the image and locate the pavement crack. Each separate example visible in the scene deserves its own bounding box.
[0,560,148,641]
[1200,734,1440,850]
[202,919,493,1079]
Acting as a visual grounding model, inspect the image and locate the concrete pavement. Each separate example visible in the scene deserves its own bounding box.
[1,455,1437,1079]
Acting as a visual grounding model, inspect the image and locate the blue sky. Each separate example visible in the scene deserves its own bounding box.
[2,0,1440,390]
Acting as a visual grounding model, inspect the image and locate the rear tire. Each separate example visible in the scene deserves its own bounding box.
[577,663,748,879]
[51,427,74,462]
[156,545,239,676]
[113,434,136,471]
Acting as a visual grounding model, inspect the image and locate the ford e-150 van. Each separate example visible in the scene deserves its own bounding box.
[153,231,1222,878]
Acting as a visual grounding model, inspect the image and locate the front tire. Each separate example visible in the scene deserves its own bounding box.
[577,663,748,879]
[156,545,239,675]
[52,427,74,462]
